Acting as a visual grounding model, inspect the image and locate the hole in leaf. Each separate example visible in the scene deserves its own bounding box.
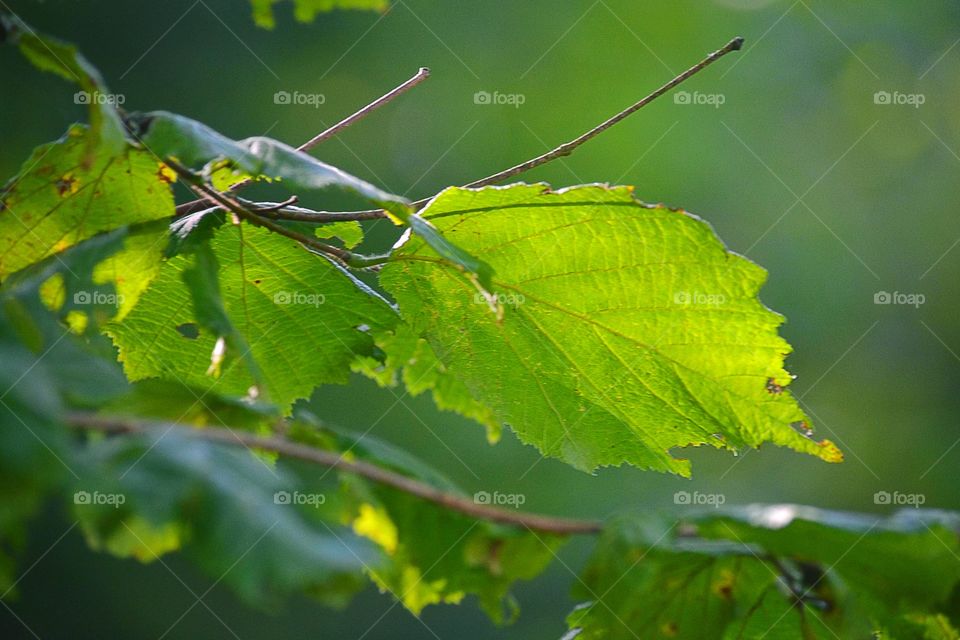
[176,323,200,339]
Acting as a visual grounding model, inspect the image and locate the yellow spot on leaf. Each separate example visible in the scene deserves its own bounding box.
[352,504,398,554]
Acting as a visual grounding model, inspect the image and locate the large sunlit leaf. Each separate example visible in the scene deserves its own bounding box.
[381,184,842,476]
[107,222,398,412]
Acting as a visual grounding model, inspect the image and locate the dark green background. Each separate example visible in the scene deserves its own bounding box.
[2,0,958,637]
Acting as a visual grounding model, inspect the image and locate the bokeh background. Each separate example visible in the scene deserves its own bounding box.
[2,0,959,637]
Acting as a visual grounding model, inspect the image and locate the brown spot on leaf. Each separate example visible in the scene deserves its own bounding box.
[766,378,784,394]
[56,174,78,196]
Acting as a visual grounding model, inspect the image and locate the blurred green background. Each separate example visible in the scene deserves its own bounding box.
[2,0,959,637]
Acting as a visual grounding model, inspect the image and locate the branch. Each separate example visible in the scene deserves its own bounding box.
[290,36,745,223]
[66,413,604,536]
[174,67,431,218]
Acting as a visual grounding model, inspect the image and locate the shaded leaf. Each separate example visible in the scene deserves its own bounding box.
[288,418,563,622]
[73,427,375,607]
[132,111,405,209]
[567,507,960,639]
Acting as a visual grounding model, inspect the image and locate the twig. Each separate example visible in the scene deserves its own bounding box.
[255,195,299,212]
[242,200,387,223]
[299,66,430,152]
[464,36,744,188]
[66,413,604,536]
[167,159,385,267]
[174,67,431,217]
[292,36,745,222]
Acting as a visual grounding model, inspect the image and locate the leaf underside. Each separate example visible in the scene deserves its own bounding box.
[381,184,841,476]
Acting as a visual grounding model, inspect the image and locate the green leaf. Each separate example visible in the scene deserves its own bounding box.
[249,0,388,29]
[132,111,405,209]
[694,505,960,613]
[0,125,174,280]
[107,222,398,412]
[567,507,960,639]
[381,184,842,476]
[73,427,375,607]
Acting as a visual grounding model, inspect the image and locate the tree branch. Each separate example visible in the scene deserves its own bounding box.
[174,67,431,218]
[66,413,604,536]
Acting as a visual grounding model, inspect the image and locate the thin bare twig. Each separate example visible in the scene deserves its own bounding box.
[174,67,431,217]
[300,66,430,152]
[464,36,744,188]
[296,36,745,222]
[67,413,603,536]
[167,159,384,267]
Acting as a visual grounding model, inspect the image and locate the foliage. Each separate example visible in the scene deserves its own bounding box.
[1,12,956,639]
